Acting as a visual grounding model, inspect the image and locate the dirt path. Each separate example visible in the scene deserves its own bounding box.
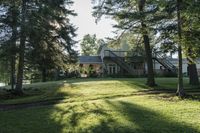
[0,98,64,111]
[0,90,177,111]
[3,89,200,111]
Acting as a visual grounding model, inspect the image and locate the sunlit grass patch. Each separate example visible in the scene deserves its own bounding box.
[0,78,200,133]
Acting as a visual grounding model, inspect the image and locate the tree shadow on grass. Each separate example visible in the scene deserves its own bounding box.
[0,81,78,108]
[48,100,200,133]
[117,79,200,101]
[0,106,66,133]
[49,102,117,133]
[1,99,199,133]
[102,100,199,133]
[119,80,150,90]
[63,78,113,84]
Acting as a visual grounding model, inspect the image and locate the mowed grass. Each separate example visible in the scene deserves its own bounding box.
[0,78,200,133]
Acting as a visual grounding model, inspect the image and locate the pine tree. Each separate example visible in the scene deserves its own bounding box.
[138,0,156,86]
[26,0,77,82]
[182,1,200,85]
[1,0,77,92]
[158,0,200,89]
[0,0,19,90]
[92,0,170,86]
[176,0,185,97]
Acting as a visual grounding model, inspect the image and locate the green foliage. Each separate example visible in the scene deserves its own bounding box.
[93,0,172,86]
[156,0,200,58]
[26,0,78,72]
[181,1,200,59]
[79,64,98,77]
[0,1,19,87]
[0,0,78,86]
[80,34,99,56]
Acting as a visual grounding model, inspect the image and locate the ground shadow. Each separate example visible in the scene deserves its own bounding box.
[1,94,199,133]
[117,78,200,101]
[101,100,199,133]
[0,81,78,110]
[0,105,65,133]
[0,81,78,132]
[29,78,200,133]
[45,100,199,133]
[0,78,200,133]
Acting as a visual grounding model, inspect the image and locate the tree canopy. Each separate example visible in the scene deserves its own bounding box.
[0,0,77,94]
[80,34,99,56]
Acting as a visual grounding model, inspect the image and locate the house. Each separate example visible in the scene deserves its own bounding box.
[79,45,146,77]
[153,58,200,76]
[78,56,103,77]
[78,45,200,77]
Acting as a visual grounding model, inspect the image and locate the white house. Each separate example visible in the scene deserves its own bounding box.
[78,45,200,77]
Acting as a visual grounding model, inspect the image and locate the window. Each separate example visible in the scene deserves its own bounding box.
[108,64,117,74]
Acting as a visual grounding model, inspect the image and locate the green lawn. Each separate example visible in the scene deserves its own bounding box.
[0,78,200,133]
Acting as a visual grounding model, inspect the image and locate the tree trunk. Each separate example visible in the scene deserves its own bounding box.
[176,0,185,97]
[54,69,59,81]
[42,68,47,82]
[10,56,16,90]
[188,64,199,85]
[177,45,184,97]
[15,0,27,95]
[10,1,17,90]
[138,0,156,87]
[143,33,156,86]
[187,48,199,85]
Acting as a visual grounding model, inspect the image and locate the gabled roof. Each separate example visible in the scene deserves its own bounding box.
[78,56,102,64]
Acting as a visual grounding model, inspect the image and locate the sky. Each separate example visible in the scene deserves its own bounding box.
[70,0,116,43]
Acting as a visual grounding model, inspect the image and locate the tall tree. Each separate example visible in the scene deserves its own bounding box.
[176,0,185,97]
[182,1,200,85]
[92,0,161,86]
[138,0,155,86]
[157,0,199,86]
[9,0,18,90]
[1,0,77,92]
[80,34,98,56]
[25,0,77,82]
[15,0,27,95]
[0,0,19,90]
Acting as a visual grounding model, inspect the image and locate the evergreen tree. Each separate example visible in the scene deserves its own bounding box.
[176,0,185,97]
[15,0,27,95]
[158,0,199,88]
[1,0,77,93]
[0,0,19,90]
[92,0,169,86]
[26,0,77,82]
[182,1,200,85]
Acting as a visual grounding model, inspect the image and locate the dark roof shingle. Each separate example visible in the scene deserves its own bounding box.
[78,56,102,64]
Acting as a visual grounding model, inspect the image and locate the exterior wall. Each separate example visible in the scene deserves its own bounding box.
[100,46,110,60]
[153,59,200,76]
[79,63,103,77]
[103,57,200,76]
[99,45,200,76]
[103,59,120,75]
[104,50,126,57]
[100,45,128,58]
[169,59,188,74]
[103,58,145,76]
